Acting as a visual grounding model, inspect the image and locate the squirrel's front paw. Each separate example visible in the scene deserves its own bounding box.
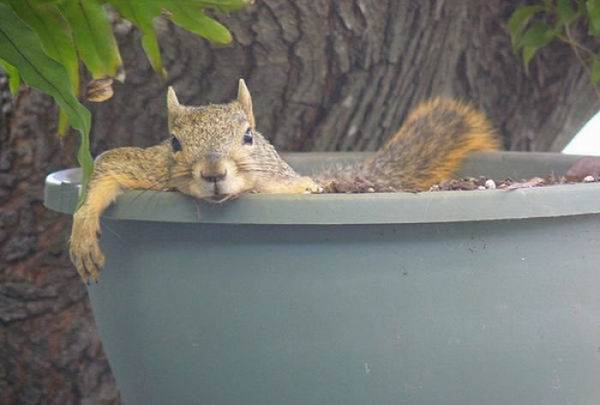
[69,237,105,284]
[69,214,105,283]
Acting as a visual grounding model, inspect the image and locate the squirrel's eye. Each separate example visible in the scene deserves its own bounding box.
[171,136,182,152]
[243,128,253,145]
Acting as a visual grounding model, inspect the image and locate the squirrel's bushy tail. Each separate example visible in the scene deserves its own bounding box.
[317,98,500,192]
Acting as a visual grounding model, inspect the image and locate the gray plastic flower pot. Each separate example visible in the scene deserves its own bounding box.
[45,152,600,405]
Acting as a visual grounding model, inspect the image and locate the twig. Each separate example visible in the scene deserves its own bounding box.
[564,24,600,99]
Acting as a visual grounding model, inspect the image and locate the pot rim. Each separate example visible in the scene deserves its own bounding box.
[44,152,600,225]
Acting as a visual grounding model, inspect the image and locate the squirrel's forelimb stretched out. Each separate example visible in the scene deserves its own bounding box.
[69,79,499,282]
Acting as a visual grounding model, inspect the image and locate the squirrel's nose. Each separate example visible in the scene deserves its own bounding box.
[201,169,227,183]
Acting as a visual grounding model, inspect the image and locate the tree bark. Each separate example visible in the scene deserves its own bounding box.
[1,1,598,403]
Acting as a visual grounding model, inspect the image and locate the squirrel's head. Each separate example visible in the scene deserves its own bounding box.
[166,79,264,201]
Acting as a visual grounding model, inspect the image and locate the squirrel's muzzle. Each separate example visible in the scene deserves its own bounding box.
[189,158,247,199]
[195,155,229,184]
[201,169,227,183]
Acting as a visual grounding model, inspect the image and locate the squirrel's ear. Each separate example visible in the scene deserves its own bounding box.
[167,86,180,111]
[237,79,255,129]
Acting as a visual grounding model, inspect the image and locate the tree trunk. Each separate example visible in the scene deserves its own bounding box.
[1,1,598,403]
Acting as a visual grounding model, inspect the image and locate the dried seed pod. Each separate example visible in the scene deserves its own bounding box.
[86,77,114,102]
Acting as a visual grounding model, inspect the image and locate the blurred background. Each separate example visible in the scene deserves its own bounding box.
[0,1,599,403]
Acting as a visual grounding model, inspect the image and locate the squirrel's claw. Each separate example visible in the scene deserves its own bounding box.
[74,246,104,284]
[69,248,88,284]
[69,234,105,284]
[83,247,103,283]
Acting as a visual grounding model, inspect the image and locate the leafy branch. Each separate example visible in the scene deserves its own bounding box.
[0,0,251,204]
[508,0,600,96]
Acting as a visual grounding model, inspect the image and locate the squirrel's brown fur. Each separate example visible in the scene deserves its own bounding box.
[316,98,500,193]
[70,79,499,282]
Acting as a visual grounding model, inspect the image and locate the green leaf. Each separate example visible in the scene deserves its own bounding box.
[5,0,79,93]
[0,3,92,203]
[109,0,251,76]
[58,108,69,137]
[518,21,557,48]
[507,5,545,49]
[59,0,123,79]
[5,0,80,135]
[592,57,600,83]
[523,45,541,72]
[108,0,166,78]
[515,20,556,72]
[163,2,233,44]
[139,28,165,78]
[587,0,600,35]
[557,0,578,25]
[0,58,21,94]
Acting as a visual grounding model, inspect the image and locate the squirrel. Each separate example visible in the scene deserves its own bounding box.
[69,79,499,283]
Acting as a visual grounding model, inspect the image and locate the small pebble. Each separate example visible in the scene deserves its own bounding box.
[429,185,440,191]
[367,187,375,193]
[485,179,496,189]
[477,186,486,190]
[583,175,595,183]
